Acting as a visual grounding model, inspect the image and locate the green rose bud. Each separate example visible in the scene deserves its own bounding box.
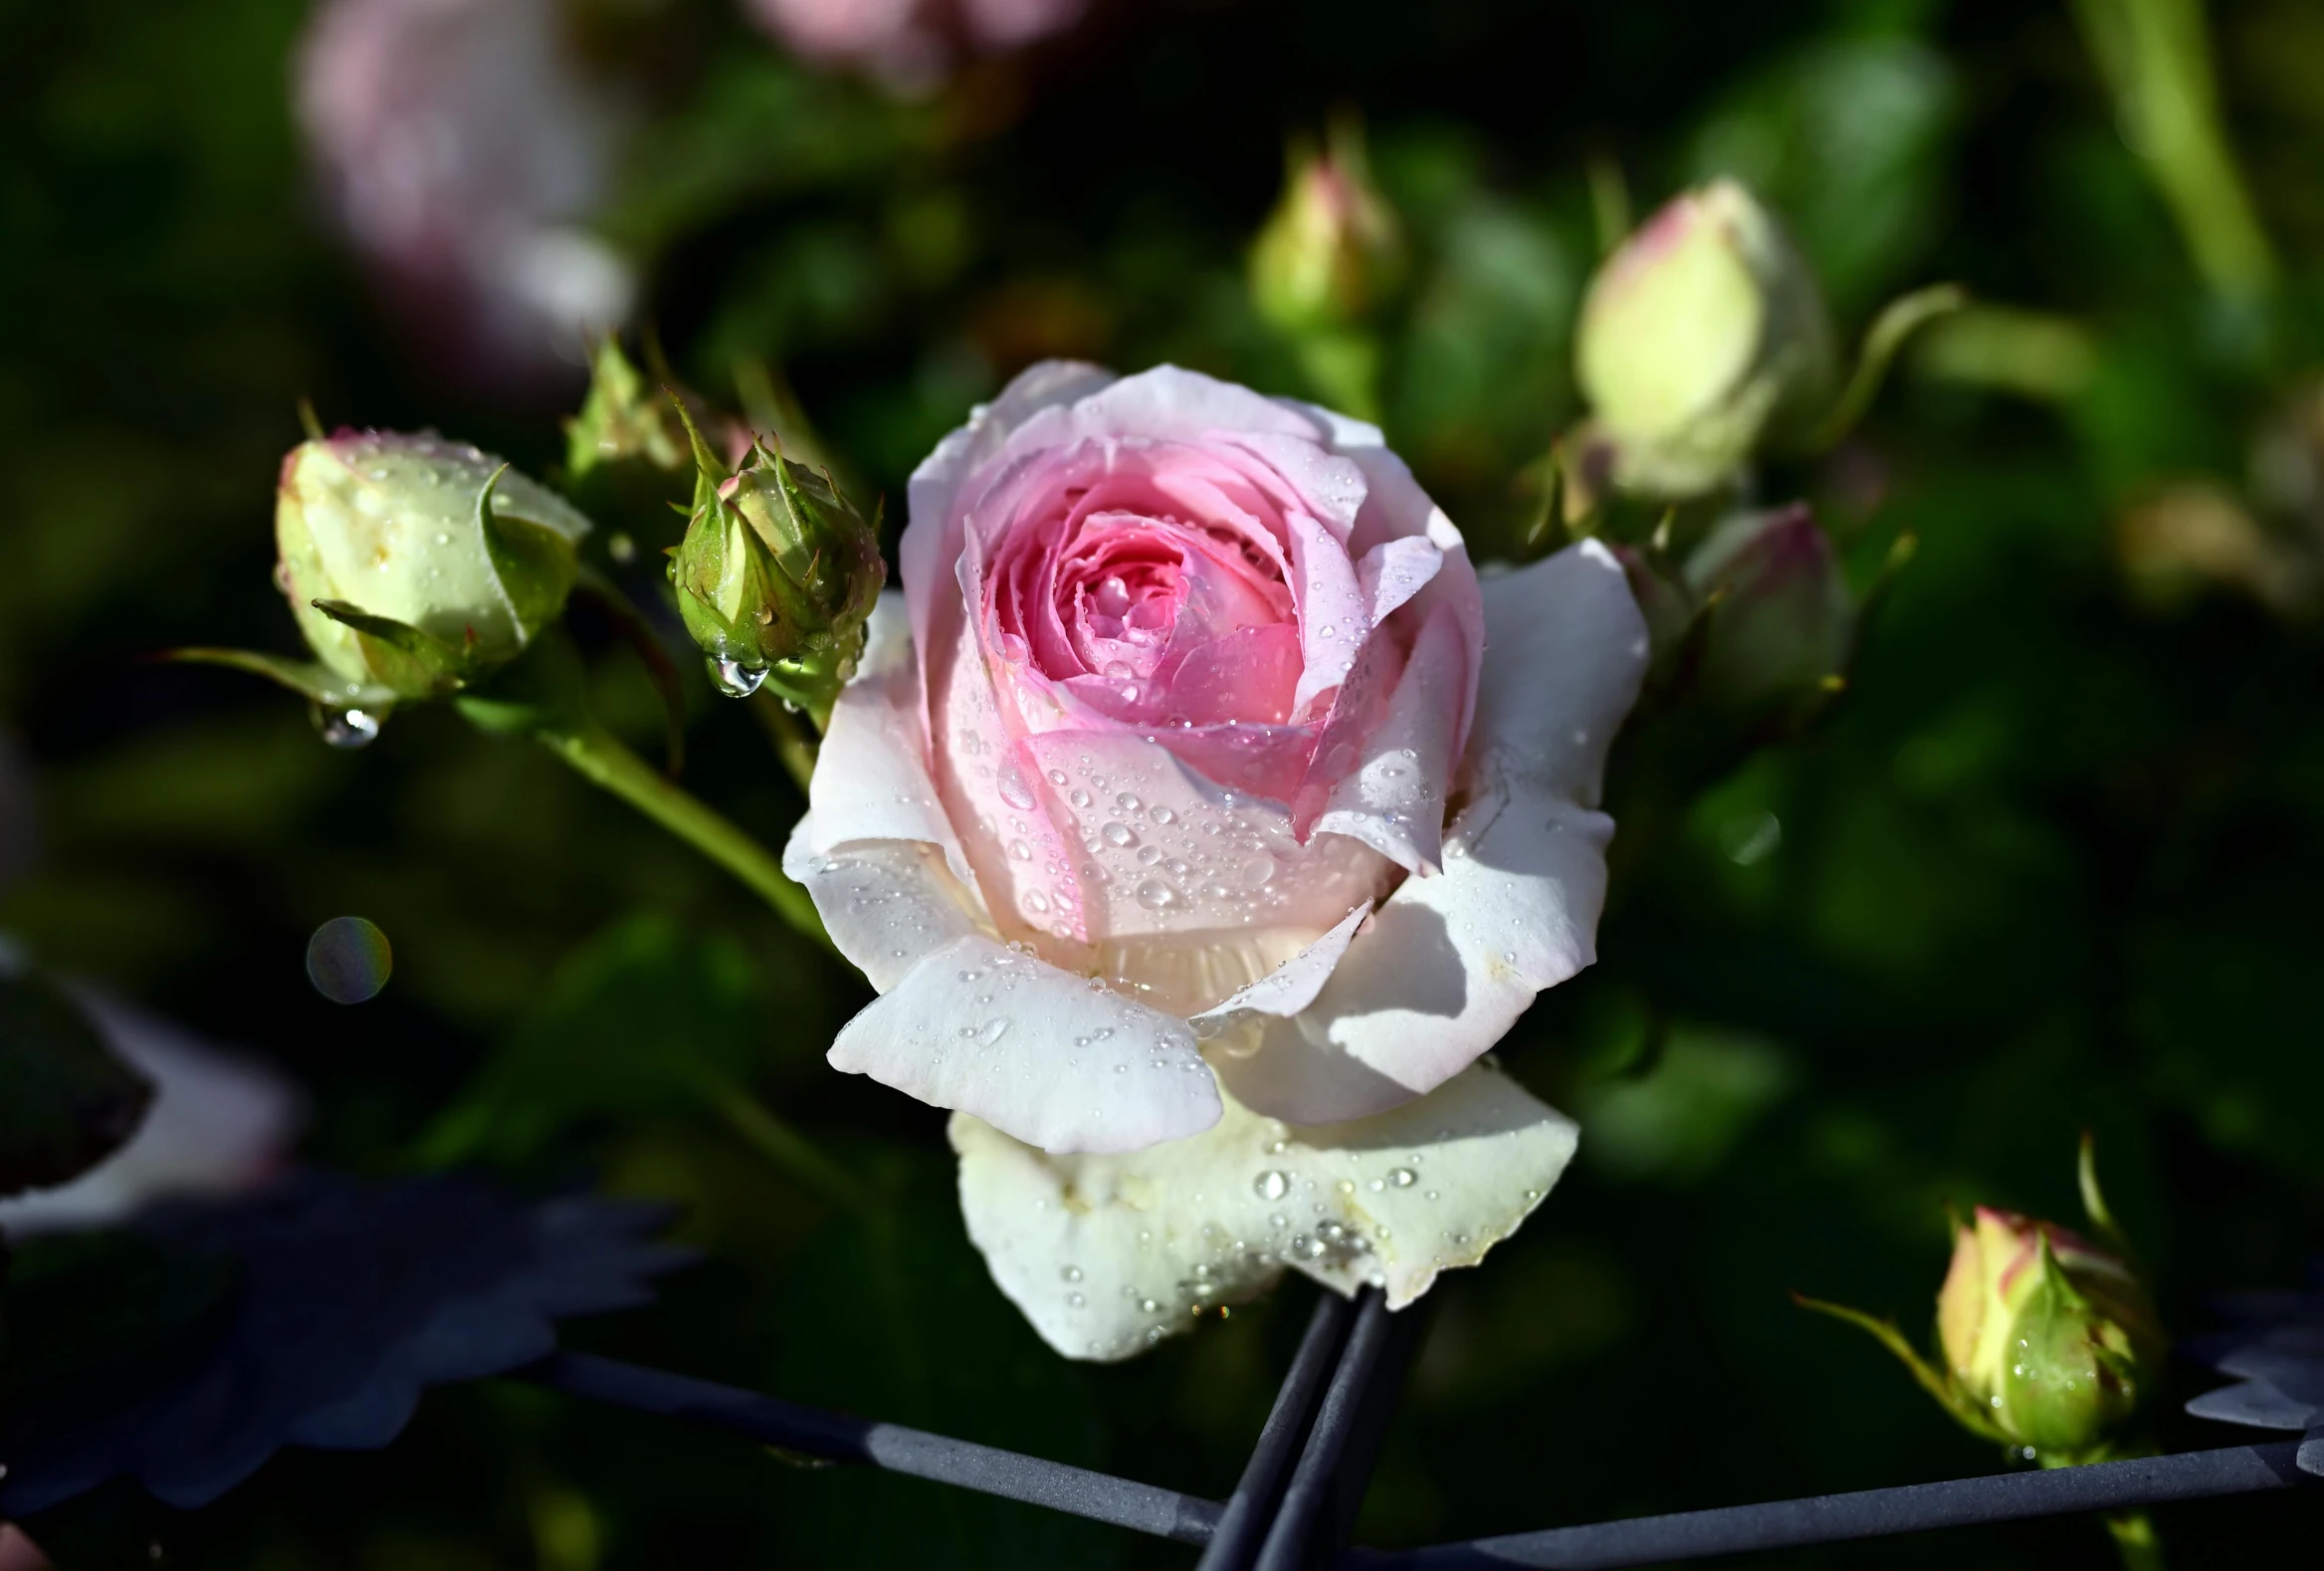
[668,411,885,717]
[1799,1140,2166,1469]
[276,430,592,707]
[1935,1207,2165,1459]
[1575,179,1835,498]
[1249,119,1406,337]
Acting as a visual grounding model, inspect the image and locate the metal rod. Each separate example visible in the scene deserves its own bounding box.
[524,1351,1223,1546]
[1349,1442,2314,1569]
[1256,1289,1395,1571]
[1197,1290,1360,1571]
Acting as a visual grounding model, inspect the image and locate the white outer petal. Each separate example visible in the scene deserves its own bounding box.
[808,593,975,890]
[1215,542,1649,1124]
[827,934,1221,1155]
[951,1060,1578,1360]
[1312,600,1466,875]
[782,817,991,994]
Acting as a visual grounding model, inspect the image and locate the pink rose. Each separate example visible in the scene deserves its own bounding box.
[295,0,634,386]
[743,0,1085,89]
[786,364,1647,1353]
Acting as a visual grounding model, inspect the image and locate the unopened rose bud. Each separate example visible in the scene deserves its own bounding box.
[1576,179,1835,497]
[1249,120,1406,337]
[1800,1141,2166,1467]
[668,415,885,714]
[1683,505,1853,724]
[276,431,593,702]
[1936,1207,2165,1459]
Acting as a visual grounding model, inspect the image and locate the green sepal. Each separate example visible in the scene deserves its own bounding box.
[309,599,472,696]
[476,465,582,645]
[1793,1292,2008,1444]
[0,970,154,1198]
[159,647,399,712]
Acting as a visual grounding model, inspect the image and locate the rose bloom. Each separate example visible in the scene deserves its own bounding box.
[786,364,1647,1358]
[745,0,1085,90]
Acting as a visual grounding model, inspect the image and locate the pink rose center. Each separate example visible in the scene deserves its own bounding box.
[981,444,1308,729]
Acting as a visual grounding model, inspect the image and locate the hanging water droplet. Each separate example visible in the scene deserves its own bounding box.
[1253,1170,1290,1201]
[312,704,382,750]
[710,658,767,698]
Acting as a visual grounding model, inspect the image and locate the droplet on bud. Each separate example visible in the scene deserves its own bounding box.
[312,704,382,750]
[710,657,768,698]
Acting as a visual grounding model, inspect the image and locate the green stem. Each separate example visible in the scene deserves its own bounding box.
[2072,0,2277,299]
[533,720,830,950]
[749,691,821,798]
[2104,1507,2167,1571]
[702,1078,874,1212]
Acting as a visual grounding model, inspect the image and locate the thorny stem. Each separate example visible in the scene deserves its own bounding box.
[533,719,831,952]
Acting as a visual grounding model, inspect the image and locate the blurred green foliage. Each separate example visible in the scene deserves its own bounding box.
[7,0,2324,1566]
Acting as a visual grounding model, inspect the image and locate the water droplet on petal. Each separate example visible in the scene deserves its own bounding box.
[1389,1168,1417,1188]
[1253,1170,1290,1201]
[996,760,1037,809]
[1136,878,1181,911]
[978,1017,1013,1045]
[1102,822,1138,849]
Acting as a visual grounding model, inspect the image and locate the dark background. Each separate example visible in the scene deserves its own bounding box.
[4,0,2323,1564]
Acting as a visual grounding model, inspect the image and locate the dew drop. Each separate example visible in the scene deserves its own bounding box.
[1136,878,1181,911]
[996,760,1037,809]
[1253,1171,1290,1201]
[710,658,767,698]
[1238,854,1277,888]
[1009,839,1033,860]
[1149,804,1176,826]
[312,704,382,750]
[978,1017,1013,1046]
[1389,1168,1417,1188]
[1116,792,1143,812]
[1102,822,1138,848]
[1061,1264,1083,1282]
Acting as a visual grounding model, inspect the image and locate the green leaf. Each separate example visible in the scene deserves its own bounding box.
[0,972,154,1199]
[1794,1292,2007,1443]
[158,647,398,711]
[412,914,768,1169]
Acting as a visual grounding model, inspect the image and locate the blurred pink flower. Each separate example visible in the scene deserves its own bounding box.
[296,0,635,386]
[744,0,1086,89]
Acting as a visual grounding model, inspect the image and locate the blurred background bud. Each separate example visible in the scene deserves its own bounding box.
[1936,1206,2165,1459]
[1575,179,1834,498]
[670,434,885,714]
[744,0,1087,93]
[563,338,699,482]
[1682,506,1855,727]
[278,431,593,701]
[2113,481,2310,616]
[296,0,635,389]
[1250,119,1406,338]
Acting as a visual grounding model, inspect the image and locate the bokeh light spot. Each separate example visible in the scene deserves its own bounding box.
[307,916,392,1005]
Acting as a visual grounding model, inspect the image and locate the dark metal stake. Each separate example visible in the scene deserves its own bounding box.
[1197,1289,1359,1571]
[1256,1289,1397,1571]
[1346,1442,2316,1569]
[524,1351,1223,1545]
